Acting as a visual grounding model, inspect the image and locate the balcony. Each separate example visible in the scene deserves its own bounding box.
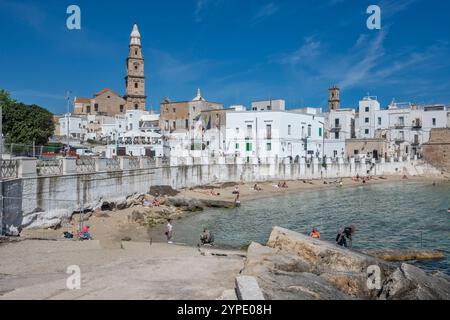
[330,125,342,132]
[394,123,405,129]
[395,138,405,144]
[412,122,422,130]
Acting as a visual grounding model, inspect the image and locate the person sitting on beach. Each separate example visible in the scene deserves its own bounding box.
[336,225,357,248]
[200,228,214,245]
[152,197,161,207]
[253,184,262,191]
[281,181,288,188]
[309,228,321,239]
[80,225,92,240]
[277,182,282,188]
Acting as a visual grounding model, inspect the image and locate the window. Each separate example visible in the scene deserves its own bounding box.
[246,125,252,139]
[365,129,369,135]
[365,107,370,112]
[135,83,138,89]
[266,143,272,151]
[335,118,340,127]
[134,65,138,70]
[94,104,99,112]
[319,128,323,137]
[378,117,382,125]
[165,120,169,131]
[135,49,138,55]
[246,142,252,151]
[266,124,272,139]
[185,119,189,129]
[365,118,369,123]
[335,131,339,139]
[172,121,176,130]
[134,104,138,110]
[120,105,124,112]
[86,106,91,113]
[288,125,292,135]
[307,125,312,137]
[399,117,405,125]
[173,108,176,113]
[432,118,436,126]
[235,143,239,150]
[267,105,272,111]
[129,124,133,130]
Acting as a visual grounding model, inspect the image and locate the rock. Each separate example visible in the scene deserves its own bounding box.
[116,200,128,210]
[131,210,145,223]
[166,197,204,212]
[379,263,450,300]
[242,242,351,300]
[362,249,445,262]
[71,211,92,223]
[22,209,72,230]
[267,227,394,275]
[244,227,450,300]
[149,185,179,197]
[235,276,265,300]
[122,237,132,242]
[217,289,237,300]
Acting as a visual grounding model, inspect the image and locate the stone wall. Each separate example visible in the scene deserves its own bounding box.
[423,128,450,173]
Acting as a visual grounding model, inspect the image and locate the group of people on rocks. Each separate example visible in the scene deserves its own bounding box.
[308,225,357,248]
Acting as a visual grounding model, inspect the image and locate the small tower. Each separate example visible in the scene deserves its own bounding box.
[125,23,146,111]
[328,86,340,111]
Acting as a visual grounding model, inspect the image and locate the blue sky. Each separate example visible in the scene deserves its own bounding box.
[1,0,449,114]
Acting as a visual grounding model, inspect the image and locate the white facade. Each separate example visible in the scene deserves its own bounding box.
[59,115,87,140]
[225,110,325,161]
[328,109,355,140]
[251,99,285,112]
[357,96,381,139]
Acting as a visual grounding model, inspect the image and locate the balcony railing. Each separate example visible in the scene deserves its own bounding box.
[394,123,405,129]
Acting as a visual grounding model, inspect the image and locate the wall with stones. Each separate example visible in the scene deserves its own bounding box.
[423,128,450,173]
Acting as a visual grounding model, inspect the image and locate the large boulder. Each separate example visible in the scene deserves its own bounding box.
[242,227,450,300]
[241,242,350,300]
[379,263,450,300]
[22,208,72,230]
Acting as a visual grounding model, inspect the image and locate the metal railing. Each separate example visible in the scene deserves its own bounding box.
[76,157,95,173]
[105,158,120,171]
[37,159,63,176]
[128,157,141,170]
[0,159,18,179]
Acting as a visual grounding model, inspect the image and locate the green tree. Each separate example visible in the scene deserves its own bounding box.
[1,89,55,146]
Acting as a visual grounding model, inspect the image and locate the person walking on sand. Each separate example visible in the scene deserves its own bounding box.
[165,219,173,244]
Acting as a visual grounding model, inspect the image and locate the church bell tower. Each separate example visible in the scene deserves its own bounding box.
[125,24,146,111]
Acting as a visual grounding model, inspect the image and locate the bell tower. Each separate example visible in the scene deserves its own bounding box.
[328,86,340,111]
[125,24,146,111]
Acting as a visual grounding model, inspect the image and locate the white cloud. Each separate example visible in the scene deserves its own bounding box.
[251,3,279,24]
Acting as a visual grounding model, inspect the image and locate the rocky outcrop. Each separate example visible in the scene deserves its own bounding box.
[166,197,235,211]
[241,227,450,300]
[362,249,445,262]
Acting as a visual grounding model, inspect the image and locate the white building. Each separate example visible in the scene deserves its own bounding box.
[373,102,449,157]
[356,96,381,139]
[225,109,325,161]
[58,115,88,141]
[251,99,285,112]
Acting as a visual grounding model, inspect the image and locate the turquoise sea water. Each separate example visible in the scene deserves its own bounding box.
[172,181,450,274]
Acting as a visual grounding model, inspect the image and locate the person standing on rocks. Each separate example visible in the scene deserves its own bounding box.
[336,225,357,248]
[165,219,173,244]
